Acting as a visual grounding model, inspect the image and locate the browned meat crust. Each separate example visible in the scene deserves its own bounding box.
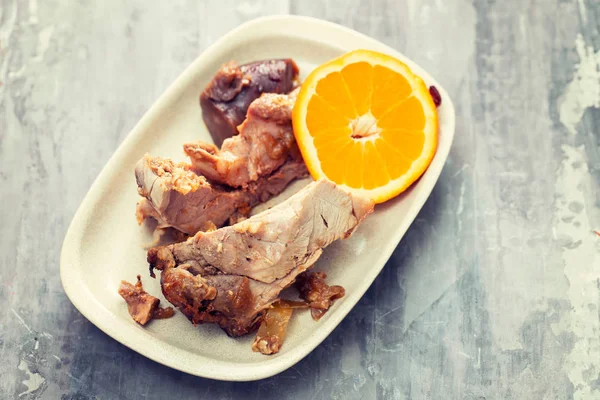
[157,265,268,337]
[148,245,308,337]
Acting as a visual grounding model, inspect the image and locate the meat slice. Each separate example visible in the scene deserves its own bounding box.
[201,59,299,147]
[148,179,374,337]
[156,262,306,337]
[185,90,300,188]
[135,154,307,235]
[149,179,373,283]
[118,275,174,325]
[296,272,345,320]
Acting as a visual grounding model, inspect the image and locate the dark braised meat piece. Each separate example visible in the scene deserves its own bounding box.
[200,59,299,147]
[186,90,300,188]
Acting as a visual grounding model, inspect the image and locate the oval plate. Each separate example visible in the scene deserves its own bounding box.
[60,15,455,381]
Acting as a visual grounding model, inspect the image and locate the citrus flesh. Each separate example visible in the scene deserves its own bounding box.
[292,49,439,203]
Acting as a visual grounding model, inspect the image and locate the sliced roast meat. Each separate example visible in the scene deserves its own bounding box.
[135,154,307,235]
[149,179,373,283]
[186,90,300,188]
[148,179,374,337]
[201,59,299,147]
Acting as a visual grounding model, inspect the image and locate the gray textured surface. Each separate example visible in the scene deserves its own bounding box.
[1,0,599,399]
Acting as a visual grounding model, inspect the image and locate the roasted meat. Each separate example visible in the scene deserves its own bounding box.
[186,90,300,188]
[155,262,306,337]
[201,59,299,147]
[296,272,345,320]
[148,179,374,337]
[118,275,174,325]
[135,154,307,235]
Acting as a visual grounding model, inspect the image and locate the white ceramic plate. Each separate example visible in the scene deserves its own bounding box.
[60,15,455,381]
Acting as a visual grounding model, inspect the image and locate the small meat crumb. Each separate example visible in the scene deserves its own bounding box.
[118,275,174,325]
[153,307,175,319]
[296,272,345,321]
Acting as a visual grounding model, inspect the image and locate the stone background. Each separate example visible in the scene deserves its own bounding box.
[1,0,599,399]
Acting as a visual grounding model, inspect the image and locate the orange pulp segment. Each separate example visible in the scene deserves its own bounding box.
[292,49,439,203]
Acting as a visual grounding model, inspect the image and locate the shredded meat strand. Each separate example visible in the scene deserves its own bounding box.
[277,299,310,309]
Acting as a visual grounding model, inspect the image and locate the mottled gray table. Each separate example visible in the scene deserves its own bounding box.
[1,0,599,399]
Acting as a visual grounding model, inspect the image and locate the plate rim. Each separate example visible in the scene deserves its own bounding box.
[60,14,456,381]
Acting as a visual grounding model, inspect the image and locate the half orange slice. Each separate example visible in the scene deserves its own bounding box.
[292,49,438,203]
